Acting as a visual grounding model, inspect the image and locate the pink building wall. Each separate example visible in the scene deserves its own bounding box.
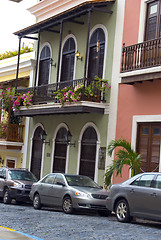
[113,0,142,183]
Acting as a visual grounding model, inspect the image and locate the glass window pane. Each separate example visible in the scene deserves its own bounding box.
[142,127,149,135]
[153,128,161,135]
[155,175,161,189]
[150,4,158,15]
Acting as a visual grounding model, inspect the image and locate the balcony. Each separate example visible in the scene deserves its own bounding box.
[0,124,24,150]
[15,78,109,116]
[121,38,161,84]
[0,124,24,142]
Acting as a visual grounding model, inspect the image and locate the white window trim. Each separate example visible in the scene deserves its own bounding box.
[58,34,77,82]
[87,24,108,79]
[51,123,70,174]
[131,115,161,172]
[29,123,45,179]
[36,42,52,86]
[5,157,17,168]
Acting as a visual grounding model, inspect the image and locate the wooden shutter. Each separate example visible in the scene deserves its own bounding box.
[60,38,75,82]
[31,127,43,180]
[145,1,159,40]
[88,28,105,79]
[79,127,97,180]
[53,127,67,173]
[137,124,161,172]
[38,46,51,86]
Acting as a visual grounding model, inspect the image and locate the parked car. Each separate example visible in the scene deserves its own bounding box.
[106,172,161,223]
[30,173,110,215]
[0,167,37,204]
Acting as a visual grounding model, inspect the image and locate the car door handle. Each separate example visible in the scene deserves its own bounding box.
[150,192,157,197]
[130,189,135,193]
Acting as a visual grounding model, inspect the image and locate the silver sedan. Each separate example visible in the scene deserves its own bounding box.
[30,173,110,215]
[106,172,161,223]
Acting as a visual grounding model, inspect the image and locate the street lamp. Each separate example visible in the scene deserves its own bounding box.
[40,130,50,145]
[65,130,76,147]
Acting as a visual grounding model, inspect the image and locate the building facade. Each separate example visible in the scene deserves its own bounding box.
[114,0,161,183]
[0,52,35,168]
[14,0,125,185]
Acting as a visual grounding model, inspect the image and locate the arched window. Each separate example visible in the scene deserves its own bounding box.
[53,127,68,173]
[31,126,43,180]
[38,45,51,86]
[88,28,105,79]
[60,38,76,82]
[79,127,98,179]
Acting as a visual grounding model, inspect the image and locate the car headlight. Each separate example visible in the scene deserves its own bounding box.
[75,191,91,198]
[13,182,23,188]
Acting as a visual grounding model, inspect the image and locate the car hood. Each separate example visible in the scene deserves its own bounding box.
[13,180,35,185]
[71,186,108,195]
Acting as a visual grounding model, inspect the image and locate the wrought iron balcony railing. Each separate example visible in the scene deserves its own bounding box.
[121,38,161,73]
[18,78,107,105]
[0,124,24,142]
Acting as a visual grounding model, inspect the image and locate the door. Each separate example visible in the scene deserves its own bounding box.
[31,127,43,180]
[79,127,97,180]
[127,174,155,217]
[137,123,161,172]
[6,160,15,168]
[88,28,105,79]
[60,38,75,83]
[39,174,56,205]
[53,127,68,173]
[38,45,51,86]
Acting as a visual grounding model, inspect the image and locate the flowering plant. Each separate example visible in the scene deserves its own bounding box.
[12,91,33,111]
[55,84,84,106]
[0,123,8,138]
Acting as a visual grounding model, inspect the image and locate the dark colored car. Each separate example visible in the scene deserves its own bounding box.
[106,172,161,223]
[30,173,110,215]
[0,167,37,204]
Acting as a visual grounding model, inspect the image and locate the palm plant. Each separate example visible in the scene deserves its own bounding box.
[104,139,141,188]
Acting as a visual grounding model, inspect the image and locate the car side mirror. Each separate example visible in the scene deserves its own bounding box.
[57,181,65,187]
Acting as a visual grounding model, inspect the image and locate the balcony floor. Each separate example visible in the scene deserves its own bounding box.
[14,101,109,117]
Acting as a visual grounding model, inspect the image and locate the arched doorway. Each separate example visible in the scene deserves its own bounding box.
[88,28,105,79]
[53,127,68,173]
[60,37,76,82]
[38,45,51,86]
[79,126,98,179]
[30,126,43,180]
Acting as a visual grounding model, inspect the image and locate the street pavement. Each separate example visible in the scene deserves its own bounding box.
[1,202,161,240]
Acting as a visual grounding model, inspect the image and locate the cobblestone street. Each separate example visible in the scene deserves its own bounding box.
[0,201,161,240]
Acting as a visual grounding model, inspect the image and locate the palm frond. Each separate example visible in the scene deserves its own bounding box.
[105,138,142,187]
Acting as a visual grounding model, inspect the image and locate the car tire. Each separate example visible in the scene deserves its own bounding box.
[62,196,73,214]
[115,199,131,223]
[33,194,42,210]
[3,189,11,204]
[98,210,111,217]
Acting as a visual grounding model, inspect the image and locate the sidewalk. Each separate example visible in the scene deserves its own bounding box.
[0,226,43,240]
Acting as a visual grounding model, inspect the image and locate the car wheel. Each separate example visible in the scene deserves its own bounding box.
[3,189,11,204]
[98,210,111,217]
[115,199,131,223]
[33,194,42,210]
[62,196,73,214]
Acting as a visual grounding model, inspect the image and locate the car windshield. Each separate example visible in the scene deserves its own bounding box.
[65,175,100,188]
[8,170,37,181]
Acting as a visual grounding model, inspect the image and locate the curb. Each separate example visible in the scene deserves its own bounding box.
[0,226,44,240]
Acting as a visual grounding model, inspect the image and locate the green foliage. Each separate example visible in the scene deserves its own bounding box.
[84,76,111,97]
[104,139,142,188]
[0,44,33,61]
